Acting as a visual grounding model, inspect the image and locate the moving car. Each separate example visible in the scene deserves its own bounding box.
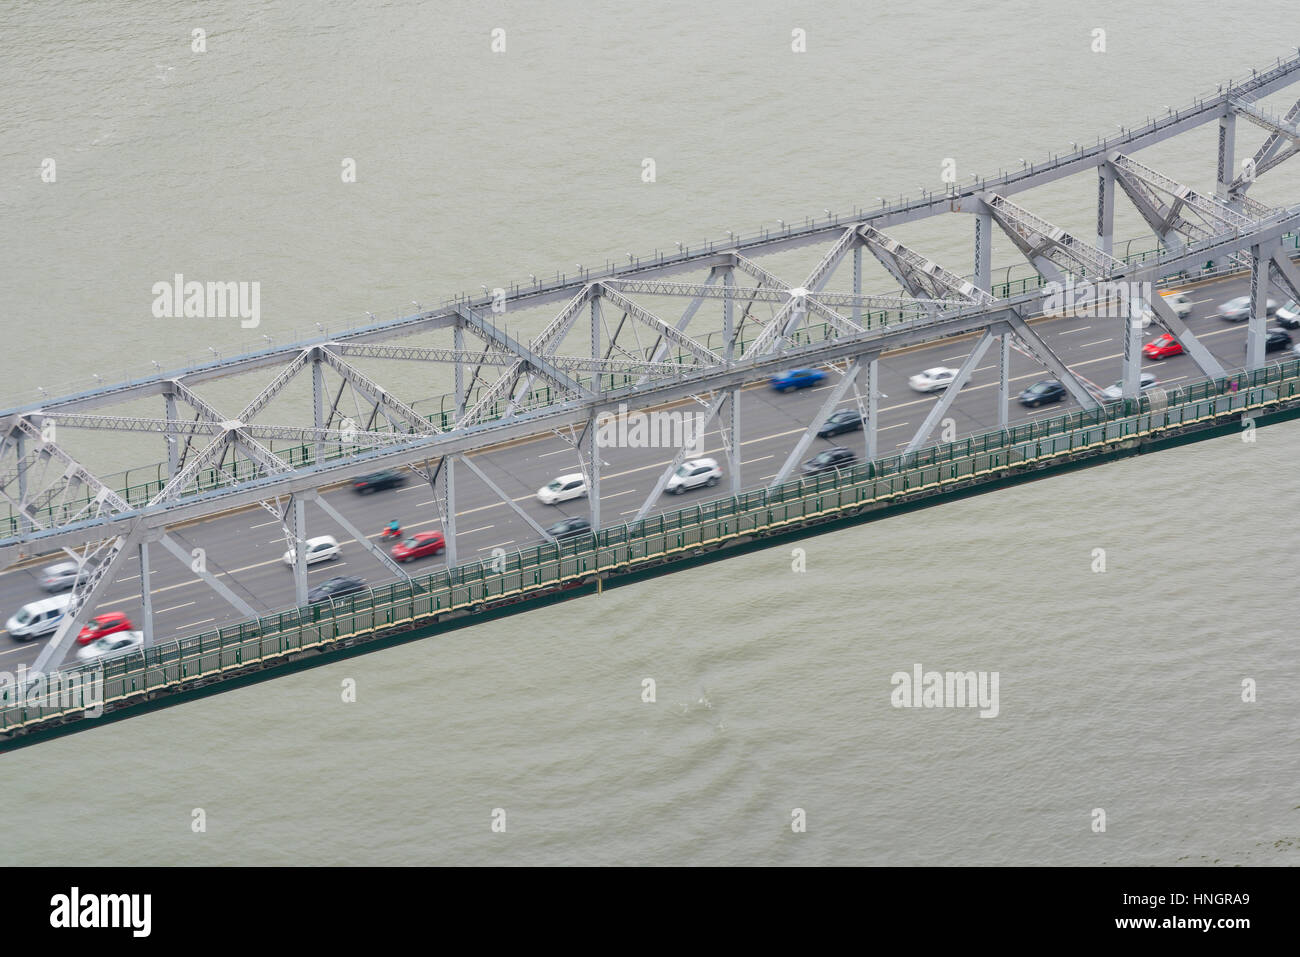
[1256,329,1293,354]
[1142,333,1184,360]
[75,630,145,663]
[5,594,73,641]
[1273,299,1300,329]
[352,470,407,494]
[39,560,87,593]
[1219,295,1278,321]
[1100,373,1159,400]
[666,458,722,495]
[1018,379,1067,407]
[770,368,826,392]
[307,576,366,604]
[282,535,341,566]
[801,446,857,476]
[546,517,592,540]
[1129,290,1193,326]
[817,409,863,437]
[536,473,588,505]
[77,611,133,646]
[909,367,958,393]
[391,531,446,562]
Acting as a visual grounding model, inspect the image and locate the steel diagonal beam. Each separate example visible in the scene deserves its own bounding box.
[455,305,592,400]
[304,489,412,584]
[458,286,595,426]
[742,239,865,355]
[30,527,140,675]
[454,454,554,542]
[1231,97,1300,197]
[1109,154,1254,255]
[1002,312,1103,410]
[644,266,719,368]
[0,417,131,531]
[317,347,439,435]
[1231,96,1300,144]
[983,193,1122,280]
[857,225,995,305]
[769,357,873,487]
[329,340,680,377]
[1268,243,1300,302]
[903,330,998,454]
[631,391,728,523]
[236,348,312,423]
[594,286,723,364]
[155,530,260,618]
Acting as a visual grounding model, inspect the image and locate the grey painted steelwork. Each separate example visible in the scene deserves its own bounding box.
[6,55,1300,673]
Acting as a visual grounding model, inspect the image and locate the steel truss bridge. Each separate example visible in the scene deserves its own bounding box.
[6,53,1300,675]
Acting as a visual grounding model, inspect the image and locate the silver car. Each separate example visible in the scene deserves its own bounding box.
[1100,373,1158,400]
[1219,296,1277,322]
[39,560,87,593]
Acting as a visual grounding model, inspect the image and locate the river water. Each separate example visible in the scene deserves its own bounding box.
[1,0,1297,865]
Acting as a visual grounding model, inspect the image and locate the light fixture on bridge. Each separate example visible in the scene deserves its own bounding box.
[366,312,377,321]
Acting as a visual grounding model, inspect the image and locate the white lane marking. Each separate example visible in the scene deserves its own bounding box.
[1079,338,1113,348]
[179,618,215,629]
[155,601,196,614]
[1059,325,1093,335]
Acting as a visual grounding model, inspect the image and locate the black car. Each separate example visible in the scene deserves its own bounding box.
[1262,329,1293,353]
[1018,379,1067,408]
[801,446,857,476]
[353,469,407,494]
[817,409,863,438]
[307,576,367,604]
[546,517,592,540]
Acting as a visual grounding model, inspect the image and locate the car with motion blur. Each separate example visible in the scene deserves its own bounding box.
[282,535,341,566]
[391,531,446,562]
[1142,333,1184,360]
[1273,299,1300,329]
[76,611,133,646]
[352,470,407,494]
[1018,379,1067,408]
[1100,373,1159,401]
[801,446,857,476]
[1128,291,1193,327]
[770,368,827,392]
[75,630,145,663]
[1219,295,1278,322]
[39,560,87,593]
[5,594,73,641]
[546,517,592,540]
[666,458,722,495]
[817,409,863,437]
[1257,329,1293,354]
[909,367,958,393]
[536,473,588,505]
[307,576,367,604]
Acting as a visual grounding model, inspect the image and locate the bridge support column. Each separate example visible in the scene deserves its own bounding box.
[1097,164,1116,257]
[975,212,992,293]
[164,392,180,478]
[864,358,878,462]
[725,387,741,494]
[997,333,1011,428]
[312,356,325,466]
[1217,112,1237,199]
[852,244,863,324]
[585,412,601,531]
[1122,306,1143,400]
[293,495,308,607]
[14,435,29,533]
[440,455,457,568]
[139,539,154,646]
[1247,243,1268,370]
[453,318,466,420]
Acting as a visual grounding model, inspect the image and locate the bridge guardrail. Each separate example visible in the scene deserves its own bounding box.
[5,353,1299,734]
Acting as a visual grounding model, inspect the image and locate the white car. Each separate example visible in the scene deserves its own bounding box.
[1100,372,1159,400]
[76,630,145,663]
[666,458,722,495]
[909,367,958,392]
[1160,291,1193,319]
[1220,295,1277,321]
[282,534,341,566]
[536,473,588,505]
[1275,299,1300,328]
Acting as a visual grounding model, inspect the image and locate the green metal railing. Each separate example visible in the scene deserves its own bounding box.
[5,354,1300,734]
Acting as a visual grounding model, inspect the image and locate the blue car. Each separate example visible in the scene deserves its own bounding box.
[770,368,827,392]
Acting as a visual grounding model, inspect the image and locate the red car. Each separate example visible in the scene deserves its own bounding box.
[391,531,446,562]
[77,611,132,646]
[1142,333,1184,360]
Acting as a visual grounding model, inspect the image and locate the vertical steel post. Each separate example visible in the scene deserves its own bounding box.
[293,495,308,607]
[1217,111,1237,199]
[998,332,1011,428]
[852,243,863,324]
[312,356,325,466]
[586,412,601,531]
[453,319,466,419]
[441,455,458,568]
[1097,164,1116,257]
[865,358,879,462]
[1123,305,1143,399]
[1247,243,1267,370]
[14,434,29,532]
[164,392,180,478]
[975,212,992,292]
[139,539,154,645]
[723,266,741,492]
